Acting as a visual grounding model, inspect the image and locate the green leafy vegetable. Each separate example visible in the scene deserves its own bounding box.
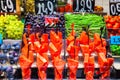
[65,13,106,37]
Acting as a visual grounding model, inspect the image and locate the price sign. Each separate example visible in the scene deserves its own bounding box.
[73,0,95,12]
[109,0,120,15]
[35,0,57,15]
[110,36,120,44]
[0,0,16,13]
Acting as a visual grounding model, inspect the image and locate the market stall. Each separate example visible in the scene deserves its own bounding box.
[0,0,120,80]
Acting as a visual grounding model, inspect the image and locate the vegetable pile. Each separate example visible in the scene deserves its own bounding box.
[0,15,24,39]
[104,15,120,38]
[110,45,120,55]
[65,13,106,37]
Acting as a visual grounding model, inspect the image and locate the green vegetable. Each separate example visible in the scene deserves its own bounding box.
[65,13,106,37]
[110,45,120,55]
[0,15,24,39]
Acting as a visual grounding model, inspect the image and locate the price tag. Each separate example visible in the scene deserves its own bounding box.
[35,0,57,15]
[109,0,120,15]
[73,0,95,12]
[0,0,16,13]
[110,36,120,44]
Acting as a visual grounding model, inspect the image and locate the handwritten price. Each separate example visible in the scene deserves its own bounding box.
[35,0,56,15]
[110,0,120,15]
[73,0,94,12]
[0,0,15,13]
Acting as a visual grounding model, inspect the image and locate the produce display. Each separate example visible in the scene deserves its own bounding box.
[104,15,120,38]
[25,14,65,38]
[0,1,119,78]
[0,65,14,79]
[0,42,20,64]
[110,45,120,55]
[0,15,24,39]
[66,24,114,79]
[65,13,106,37]
[0,41,21,79]
[19,25,65,79]
[104,15,120,56]
[26,0,35,13]
[25,13,65,28]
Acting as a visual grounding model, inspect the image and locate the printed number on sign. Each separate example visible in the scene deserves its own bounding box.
[74,0,94,12]
[110,36,120,44]
[110,0,120,15]
[0,0,15,13]
[35,0,56,15]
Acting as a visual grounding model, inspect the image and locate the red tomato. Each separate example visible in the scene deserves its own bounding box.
[104,15,112,20]
[106,23,113,28]
[113,23,119,30]
[105,18,110,23]
[109,19,116,25]
[115,22,120,26]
